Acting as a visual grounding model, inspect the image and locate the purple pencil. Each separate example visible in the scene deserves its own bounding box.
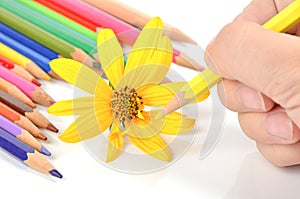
[0,115,51,156]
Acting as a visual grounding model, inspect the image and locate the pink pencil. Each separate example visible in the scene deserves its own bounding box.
[0,66,55,107]
[45,0,198,70]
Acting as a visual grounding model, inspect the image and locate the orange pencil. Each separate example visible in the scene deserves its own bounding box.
[0,102,47,140]
[0,77,36,108]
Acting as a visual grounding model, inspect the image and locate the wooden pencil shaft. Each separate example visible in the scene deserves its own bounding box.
[0,77,35,108]
[83,0,197,43]
[0,115,43,153]
[0,64,54,106]
[0,127,34,161]
[39,0,184,63]
[2,0,96,54]
[34,0,99,32]
[0,22,58,60]
[0,90,53,130]
[0,32,52,73]
[0,66,36,99]
[0,90,32,115]
[0,102,43,139]
[19,0,97,40]
[0,102,19,122]
[0,8,76,58]
[0,128,54,175]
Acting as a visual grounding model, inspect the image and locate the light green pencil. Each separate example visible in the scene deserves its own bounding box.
[18,0,97,41]
[162,0,300,115]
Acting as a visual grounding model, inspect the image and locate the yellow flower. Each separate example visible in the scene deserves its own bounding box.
[48,17,210,162]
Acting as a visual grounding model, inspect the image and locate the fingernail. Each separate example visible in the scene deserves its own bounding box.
[204,37,217,73]
[238,85,266,110]
[204,51,217,73]
[266,111,292,140]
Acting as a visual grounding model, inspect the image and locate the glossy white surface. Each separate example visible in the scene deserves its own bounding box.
[1,1,300,198]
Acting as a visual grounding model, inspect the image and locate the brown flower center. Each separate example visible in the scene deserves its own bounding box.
[111,86,144,127]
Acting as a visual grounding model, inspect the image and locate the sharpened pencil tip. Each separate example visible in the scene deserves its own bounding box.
[26,101,36,108]
[32,79,41,87]
[44,74,52,81]
[49,169,63,179]
[37,133,47,141]
[47,123,59,133]
[41,145,51,156]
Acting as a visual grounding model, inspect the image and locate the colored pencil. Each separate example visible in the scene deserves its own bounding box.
[0,102,47,140]
[0,43,51,81]
[0,55,41,87]
[0,128,62,178]
[162,0,300,115]
[0,67,55,107]
[83,0,197,44]
[36,0,198,70]
[2,0,97,55]
[0,22,58,60]
[19,0,97,41]
[0,8,95,68]
[34,0,100,32]
[0,115,51,156]
[0,90,58,133]
[0,77,36,108]
[0,32,60,79]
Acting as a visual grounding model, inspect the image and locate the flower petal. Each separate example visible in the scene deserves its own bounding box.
[116,64,169,91]
[97,29,124,88]
[150,111,195,135]
[136,82,210,106]
[48,97,94,116]
[50,58,101,94]
[106,125,124,162]
[59,108,113,143]
[128,134,172,162]
[124,17,172,77]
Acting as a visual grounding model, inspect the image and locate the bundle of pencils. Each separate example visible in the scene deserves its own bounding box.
[0,0,200,179]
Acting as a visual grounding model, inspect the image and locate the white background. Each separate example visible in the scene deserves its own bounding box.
[1,0,300,199]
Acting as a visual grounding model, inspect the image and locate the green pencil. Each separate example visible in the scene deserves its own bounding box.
[18,0,97,41]
[2,0,96,56]
[0,8,95,68]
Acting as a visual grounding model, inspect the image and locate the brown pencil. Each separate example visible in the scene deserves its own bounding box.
[0,90,58,133]
[0,102,47,140]
[0,77,36,108]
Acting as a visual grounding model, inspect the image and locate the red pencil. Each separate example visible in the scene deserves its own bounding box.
[0,55,41,86]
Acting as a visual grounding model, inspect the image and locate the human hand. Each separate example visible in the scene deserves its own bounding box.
[205,0,300,167]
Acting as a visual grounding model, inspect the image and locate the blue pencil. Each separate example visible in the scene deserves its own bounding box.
[0,128,62,178]
[0,32,60,79]
[0,22,58,60]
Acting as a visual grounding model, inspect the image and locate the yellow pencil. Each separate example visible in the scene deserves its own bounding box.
[0,43,51,81]
[162,0,300,115]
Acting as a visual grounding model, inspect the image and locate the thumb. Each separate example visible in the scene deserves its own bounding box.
[205,19,300,125]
